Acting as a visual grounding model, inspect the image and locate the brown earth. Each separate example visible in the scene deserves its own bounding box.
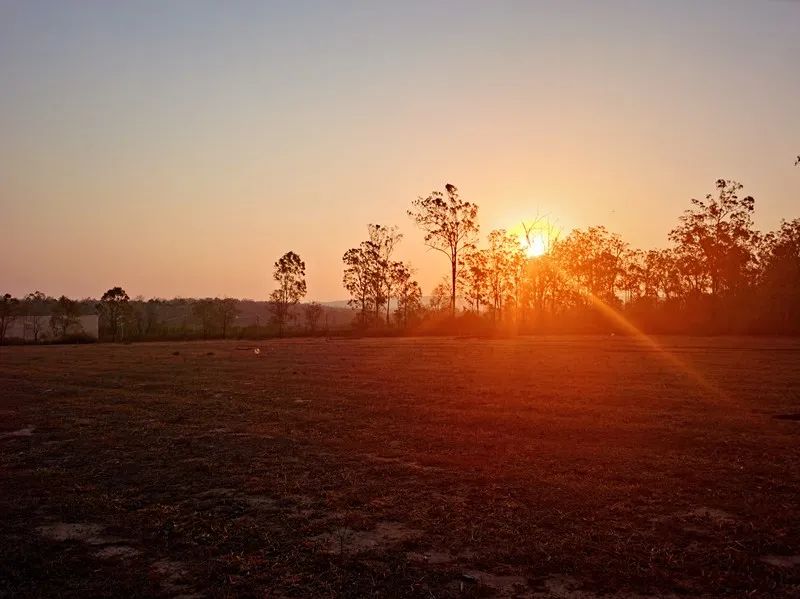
[1,336,799,597]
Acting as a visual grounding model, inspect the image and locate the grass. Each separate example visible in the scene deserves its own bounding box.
[1,336,799,598]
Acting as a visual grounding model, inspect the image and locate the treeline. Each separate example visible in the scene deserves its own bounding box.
[0,292,349,344]
[0,292,97,344]
[3,177,799,342]
[0,254,345,343]
[342,179,800,335]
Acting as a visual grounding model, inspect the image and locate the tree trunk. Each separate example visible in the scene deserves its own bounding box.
[450,258,457,317]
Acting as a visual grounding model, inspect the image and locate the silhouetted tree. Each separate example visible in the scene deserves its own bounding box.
[342,226,413,327]
[669,180,757,300]
[393,265,423,327]
[97,287,130,341]
[143,299,162,337]
[50,296,80,339]
[560,226,628,303]
[759,219,800,332]
[343,245,375,326]
[460,249,489,313]
[367,224,403,325]
[304,301,324,333]
[269,251,306,336]
[408,184,479,317]
[192,298,217,338]
[22,291,48,342]
[216,298,239,339]
[485,229,525,319]
[428,281,451,314]
[0,293,19,345]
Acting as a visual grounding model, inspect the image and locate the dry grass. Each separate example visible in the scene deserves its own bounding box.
[1,336,799,598]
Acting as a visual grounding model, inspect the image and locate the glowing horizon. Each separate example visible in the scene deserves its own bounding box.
[1,1,798,301]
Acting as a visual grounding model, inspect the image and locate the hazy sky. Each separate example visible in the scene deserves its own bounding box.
[1,1,798,301]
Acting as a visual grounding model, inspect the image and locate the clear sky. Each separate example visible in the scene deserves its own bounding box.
[1,0,798,301]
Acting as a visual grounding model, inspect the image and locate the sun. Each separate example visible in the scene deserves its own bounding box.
[523,233,547,258]
[516,217,560,258]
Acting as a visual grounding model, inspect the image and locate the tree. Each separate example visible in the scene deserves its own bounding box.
[269,251,306,335]
[97,287,130,341]
[367,224,403,325]
[192,298,217,338]
[460,249,489,313]
[485,229,525,319]
[669,180,757,300]
[304,301,324,333]
[408,184,479,316]
[555,226,629,304]
[393,265,423,327]
[343,245,375,326]
[428,281,451,313]
[342,225,415,328]
[50,296,80,339]
[0,293,19,345]
[143,299,162,338]
[216,298,240,339]
[759,219,800,331]
[22,291,48,342]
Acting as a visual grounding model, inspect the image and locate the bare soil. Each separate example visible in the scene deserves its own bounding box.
[1,336,799,597]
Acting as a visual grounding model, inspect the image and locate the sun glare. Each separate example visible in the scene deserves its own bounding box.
[521,233,547,258]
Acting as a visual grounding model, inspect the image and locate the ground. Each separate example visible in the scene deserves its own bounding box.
[1,336,799,598]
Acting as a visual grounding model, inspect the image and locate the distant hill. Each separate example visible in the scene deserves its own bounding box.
[320,297,435,310]
[319,300,351,309]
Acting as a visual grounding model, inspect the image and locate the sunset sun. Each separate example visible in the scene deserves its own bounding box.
[525,234,547,258]
[519,230,548,258]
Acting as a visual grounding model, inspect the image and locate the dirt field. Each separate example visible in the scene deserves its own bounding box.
[1,336,799,598]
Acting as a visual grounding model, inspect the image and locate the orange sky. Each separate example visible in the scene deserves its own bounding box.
[1,1,798,301]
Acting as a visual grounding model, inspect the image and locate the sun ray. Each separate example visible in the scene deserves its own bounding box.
[549,263,729,403]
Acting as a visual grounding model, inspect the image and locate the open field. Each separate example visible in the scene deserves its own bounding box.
[1,337,800,598]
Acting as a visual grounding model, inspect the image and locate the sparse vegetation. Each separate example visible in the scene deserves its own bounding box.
[1,337,799,597]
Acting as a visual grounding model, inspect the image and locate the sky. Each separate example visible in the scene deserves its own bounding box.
[1,0,798,301]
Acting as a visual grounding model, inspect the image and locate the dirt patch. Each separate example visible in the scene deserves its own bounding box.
[773,413,800,421]
[0,426,34,439]
[407,550,455,564]
[197,487,237,498]
[760,555,800,568]
[462,569,528,594]
[364,453,439,472]
[94,545,141,559]
[538,576,584,598]
[194,488,276,511]
[651,506,736,532]
[38,523,104,542]
[535,575,681,598]
[242,495,277,510]
[85,535,131,546]
[685,507,735,523]
[151,559,193,594]
[317,521,421,555]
